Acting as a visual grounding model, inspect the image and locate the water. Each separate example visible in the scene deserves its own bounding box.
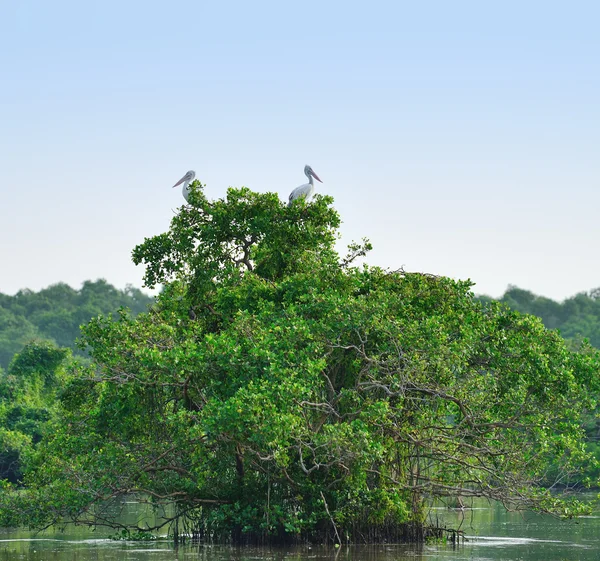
[1,498,599,560]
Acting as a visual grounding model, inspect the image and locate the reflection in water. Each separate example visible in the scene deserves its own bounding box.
[1,497,599,561]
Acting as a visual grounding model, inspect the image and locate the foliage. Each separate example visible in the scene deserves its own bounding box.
[479,286,600,484]
[0,308,41,370]
[0,342,73,484]
[0,280,153,369]
[483,285,600,349]
[2,184,599,543]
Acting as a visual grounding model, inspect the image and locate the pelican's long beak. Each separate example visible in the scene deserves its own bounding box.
[312,171,323,183]
[172,175,187,188]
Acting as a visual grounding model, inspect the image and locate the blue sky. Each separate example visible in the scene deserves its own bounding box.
[1,0,598,300]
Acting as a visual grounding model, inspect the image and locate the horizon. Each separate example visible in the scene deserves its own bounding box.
[2,273,599,304]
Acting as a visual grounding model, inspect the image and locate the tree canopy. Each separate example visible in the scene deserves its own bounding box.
[0,341,72,485]
[1,184,599,543]
[482,285,600,349]
[0,280,153,369]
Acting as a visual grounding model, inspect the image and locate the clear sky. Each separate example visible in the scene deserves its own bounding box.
[1,0,598,301]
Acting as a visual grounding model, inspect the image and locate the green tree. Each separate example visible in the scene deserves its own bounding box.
[2,185,598,542]
[0,342,72,484]
[0,308,42,369]
[492,285,600,348]
[480,287,600,486]
[0,280,154,369]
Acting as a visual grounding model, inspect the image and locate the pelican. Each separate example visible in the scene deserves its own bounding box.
[288,165,323,206]
[172,170,196,202]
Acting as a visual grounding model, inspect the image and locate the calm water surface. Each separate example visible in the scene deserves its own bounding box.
[1,498,598,561]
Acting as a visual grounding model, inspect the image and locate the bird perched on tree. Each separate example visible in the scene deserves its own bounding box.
[288,165,323,206]
[172,170,196,202]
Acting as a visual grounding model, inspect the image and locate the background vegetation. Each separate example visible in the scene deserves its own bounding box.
[480,286,600,349]
[0,280,153,369]
[5,280,600,375]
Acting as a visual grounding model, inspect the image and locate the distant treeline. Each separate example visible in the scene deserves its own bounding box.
[0,280,154,369]
[1,280,600,373]
[478,286,600,348]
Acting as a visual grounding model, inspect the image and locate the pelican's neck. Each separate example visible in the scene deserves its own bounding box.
[306,171,314,185]
[182,180,191,202]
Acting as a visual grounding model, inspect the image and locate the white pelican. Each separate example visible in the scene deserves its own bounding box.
[288,165,323,206]
[172,170,196,202]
